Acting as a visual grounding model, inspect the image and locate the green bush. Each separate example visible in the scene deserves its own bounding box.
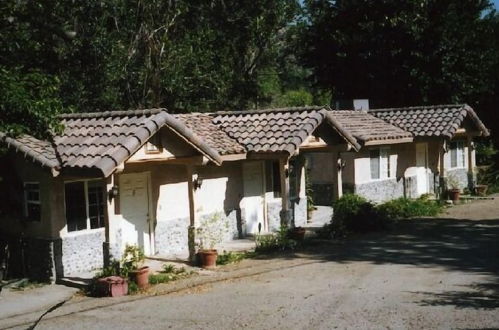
[329,194,388,237]
[377,197,443,220]
[255,226,297,253]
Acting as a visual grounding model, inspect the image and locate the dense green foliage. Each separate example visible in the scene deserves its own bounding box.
[301,0,499,147]
[0,67,65,138]
[377,196,443,221]
[321,194,443,238]
[329,194,388,236]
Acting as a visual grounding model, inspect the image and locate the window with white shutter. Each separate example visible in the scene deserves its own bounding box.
[450,141,465,168]
[370,148,391,180]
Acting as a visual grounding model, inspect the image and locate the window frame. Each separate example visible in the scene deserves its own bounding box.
[271,160,282,198]
[63,179,106,234]
[24,182,41,222]
[449,141,465,169]
[369,147,391,181]
[145,133,162,154]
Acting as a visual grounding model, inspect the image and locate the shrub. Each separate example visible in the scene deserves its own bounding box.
[329,194,388,237]
[255,226,297,253]
[377,197,443,221]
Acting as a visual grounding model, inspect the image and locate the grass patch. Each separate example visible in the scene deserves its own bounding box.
[377,196,444,221]
[148,273,177,285]
[217,251,255,265]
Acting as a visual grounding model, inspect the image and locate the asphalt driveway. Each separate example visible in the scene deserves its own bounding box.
[18,198,499,329]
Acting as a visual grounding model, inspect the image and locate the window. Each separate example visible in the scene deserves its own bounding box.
[145,134,162,153]
[24,183,41,222]
[370,148,390,180]
[272,161,281,198]
[450,141,465,168]
[65,180,105,232]
[88,181,105,229]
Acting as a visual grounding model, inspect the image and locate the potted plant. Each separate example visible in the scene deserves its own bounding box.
[474,184,488,196]
[446,174,461,203]
[289,226,306,240]
[121,244,149,289]
[196,212,228,269]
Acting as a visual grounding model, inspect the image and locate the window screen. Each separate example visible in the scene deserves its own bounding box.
[65,182,87,232]
[272,161,281,198]
[370,149,380,180]
[24,183,41,222]
[450,141,465,168]
[88,181,105,229]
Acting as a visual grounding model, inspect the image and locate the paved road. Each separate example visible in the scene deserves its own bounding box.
[32,200,499,329]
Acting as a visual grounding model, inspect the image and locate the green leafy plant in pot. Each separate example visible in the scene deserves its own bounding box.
[121,244,149,289]
[196,212,228,269]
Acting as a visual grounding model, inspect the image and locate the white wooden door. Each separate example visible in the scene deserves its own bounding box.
[119,172,153,255]
[415,143,429,196]
[242,161,265,235]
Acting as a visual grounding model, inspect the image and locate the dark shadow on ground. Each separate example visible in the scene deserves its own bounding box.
[306,218,498,274]
[253,218,499,309]
[411,281,499,309]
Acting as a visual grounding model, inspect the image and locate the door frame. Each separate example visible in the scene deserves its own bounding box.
[242,160,266,235]
[119,171,155,256]
[415,142,430,196]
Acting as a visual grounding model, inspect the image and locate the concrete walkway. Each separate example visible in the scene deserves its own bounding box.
[0,284,78,321]
[305,205,333,229]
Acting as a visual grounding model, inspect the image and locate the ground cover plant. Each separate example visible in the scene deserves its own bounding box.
[255,226,297,253]
[320,194,444,238]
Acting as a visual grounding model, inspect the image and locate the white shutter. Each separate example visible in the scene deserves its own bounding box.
[380,148,389,179]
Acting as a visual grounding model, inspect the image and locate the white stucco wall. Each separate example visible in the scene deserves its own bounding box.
[157,181,190,221]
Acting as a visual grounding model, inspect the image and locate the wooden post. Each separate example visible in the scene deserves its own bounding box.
[437,141,446,198]
[279,157,290,227]
[186,165,197,262]
[332,151,343,202]
[467,135,474,189]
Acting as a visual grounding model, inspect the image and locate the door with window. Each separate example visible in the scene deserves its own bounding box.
[242,161,265,235]
[415,142,429,196]
[119,172,153,255]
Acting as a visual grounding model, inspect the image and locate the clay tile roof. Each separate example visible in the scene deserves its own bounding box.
[368,104,490,138]
[1,109,222,177]
[211,106,361,154]
[175,113,245,155]
[330,111,413,143]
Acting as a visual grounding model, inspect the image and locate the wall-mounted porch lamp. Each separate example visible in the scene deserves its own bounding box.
[193,174,203,190]
[109,185,119,199]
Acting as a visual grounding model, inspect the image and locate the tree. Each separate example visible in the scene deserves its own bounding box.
[0,67,65,139]
[301,0,498,109]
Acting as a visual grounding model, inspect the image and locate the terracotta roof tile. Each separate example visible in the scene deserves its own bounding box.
[1,109,223,177]
[329,111,412,143]
[369,104,489,138]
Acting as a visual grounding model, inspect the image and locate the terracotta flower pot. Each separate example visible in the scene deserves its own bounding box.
[289,227,306,240]
[448,189,461,203]
[199,249,218,269]
[96,276,128,297]
[130,266,149,289]
[474,184,488,196]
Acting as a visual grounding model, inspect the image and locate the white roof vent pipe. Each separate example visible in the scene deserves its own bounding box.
[353,99,369,111]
